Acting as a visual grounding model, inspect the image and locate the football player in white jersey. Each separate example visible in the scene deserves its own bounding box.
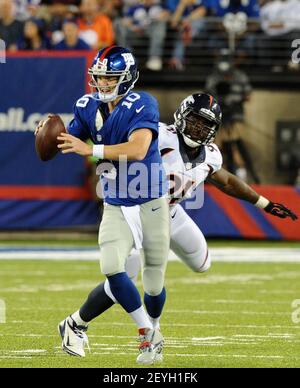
[62,92,297,359]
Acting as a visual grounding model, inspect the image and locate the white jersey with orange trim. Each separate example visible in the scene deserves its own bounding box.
[120,122,223,272]
[120,121,223,273]
[158,122,223,206]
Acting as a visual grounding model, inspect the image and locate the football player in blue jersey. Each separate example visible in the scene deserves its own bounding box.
[49,91,298,363]
[55,46,170,365]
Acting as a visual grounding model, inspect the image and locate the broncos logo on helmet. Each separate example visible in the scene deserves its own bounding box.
[88,46,139,103]
[174,93,222,148]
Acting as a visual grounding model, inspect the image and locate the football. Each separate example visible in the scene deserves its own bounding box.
[35,114,67,161]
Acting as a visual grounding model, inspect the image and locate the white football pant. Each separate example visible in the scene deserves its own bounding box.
[104,204,210,303]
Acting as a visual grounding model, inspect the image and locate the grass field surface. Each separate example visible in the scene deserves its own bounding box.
[0,253,300,368]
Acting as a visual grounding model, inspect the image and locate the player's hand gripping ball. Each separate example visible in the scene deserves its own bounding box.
[35,114,67,161]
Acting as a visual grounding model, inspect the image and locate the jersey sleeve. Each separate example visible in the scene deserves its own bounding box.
[67,98,91,141]
[158,123,177,152]
[127,94,160,140]
[206,143,223,174]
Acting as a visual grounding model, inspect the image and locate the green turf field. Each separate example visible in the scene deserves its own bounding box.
[0,258,300,368]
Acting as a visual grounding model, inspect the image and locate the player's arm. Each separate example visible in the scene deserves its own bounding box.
[208,168,298,221]
[57,128,153,161]
[99,128,153,161]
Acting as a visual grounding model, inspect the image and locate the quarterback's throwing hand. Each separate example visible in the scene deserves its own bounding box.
[264,202,298,221]
[57,133,92,157]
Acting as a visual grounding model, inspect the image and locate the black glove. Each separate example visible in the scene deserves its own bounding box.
[264,202,298,221]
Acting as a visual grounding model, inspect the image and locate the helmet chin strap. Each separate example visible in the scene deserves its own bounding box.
[182,134,201,148]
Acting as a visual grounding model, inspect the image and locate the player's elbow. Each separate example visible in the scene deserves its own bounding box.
[135,151,147,161]
[132,146,148,161]
[129,129,152,161]
[127,153,145,161]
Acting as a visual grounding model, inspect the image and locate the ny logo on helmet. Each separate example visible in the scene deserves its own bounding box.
[121,53,135,67]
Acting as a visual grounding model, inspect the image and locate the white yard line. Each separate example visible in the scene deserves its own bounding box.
[3,321,299,330]
[1,333,298,342]
[9,307,292,317]
[0,247,300,262]
[10,349,47,354]
[1,334,299,363]
[0,356,33,360]
[50,350,299,361]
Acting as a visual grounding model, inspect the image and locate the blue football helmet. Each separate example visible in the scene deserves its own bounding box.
[88,46,139,103]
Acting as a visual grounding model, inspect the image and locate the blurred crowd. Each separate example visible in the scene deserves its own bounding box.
[1,0,300,71]
[1,0,299,183]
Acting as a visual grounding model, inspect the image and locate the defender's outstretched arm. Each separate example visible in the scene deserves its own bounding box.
[208,168,298,221]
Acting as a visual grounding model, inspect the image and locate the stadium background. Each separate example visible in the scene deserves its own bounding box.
[0,0,300,369]
[0,51,299,239]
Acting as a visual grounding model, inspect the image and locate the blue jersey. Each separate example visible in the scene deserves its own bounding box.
[208,0,260,17]
[67,91,168,206]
